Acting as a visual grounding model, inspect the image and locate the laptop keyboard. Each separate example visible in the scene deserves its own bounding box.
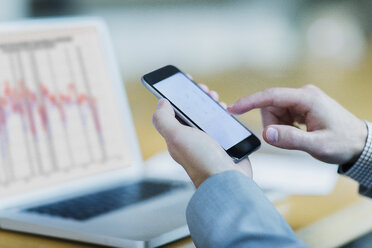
[24,180,187,221]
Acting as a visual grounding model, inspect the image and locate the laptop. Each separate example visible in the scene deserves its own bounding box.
[0,18,195,248]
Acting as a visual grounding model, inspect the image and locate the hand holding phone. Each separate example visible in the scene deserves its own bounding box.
[141,65,260,162]
[153,98,253,187]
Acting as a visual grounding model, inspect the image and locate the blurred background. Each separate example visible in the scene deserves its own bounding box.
[1,1,372,246]
[3,0,367,158]
[3,0,370,150]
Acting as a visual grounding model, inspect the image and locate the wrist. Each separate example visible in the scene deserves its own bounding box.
[191,169,248,188]
[344,120,368,166]
[354,120,368,158]
[191,174,211,188]
[187,168,218,188]
[189,167,237,188]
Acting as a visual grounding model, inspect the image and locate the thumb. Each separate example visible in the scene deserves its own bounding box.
[152,99,180,138]
[263,125,314,152]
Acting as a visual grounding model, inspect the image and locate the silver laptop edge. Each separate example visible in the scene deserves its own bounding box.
[0,17,193,248]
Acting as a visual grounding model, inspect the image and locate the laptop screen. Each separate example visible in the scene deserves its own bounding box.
[0,22,134,197]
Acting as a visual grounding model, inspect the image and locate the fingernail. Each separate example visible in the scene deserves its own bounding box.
[158,99,166,107]
[266,127,278,143]
[227,104,234,113]
[228,103,235,109]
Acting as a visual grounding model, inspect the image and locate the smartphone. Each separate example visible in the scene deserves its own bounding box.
[141,65,261,162]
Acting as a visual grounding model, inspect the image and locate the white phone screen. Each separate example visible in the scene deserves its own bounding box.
[154,72,252,150]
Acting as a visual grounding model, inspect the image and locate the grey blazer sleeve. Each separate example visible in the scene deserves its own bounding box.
[186,171,308,248]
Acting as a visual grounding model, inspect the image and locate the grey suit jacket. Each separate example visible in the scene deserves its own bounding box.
[186,171,308,248]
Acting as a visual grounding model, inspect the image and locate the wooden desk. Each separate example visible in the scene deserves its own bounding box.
[1,66,372,247]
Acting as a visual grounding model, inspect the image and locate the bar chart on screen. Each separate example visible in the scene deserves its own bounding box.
[0,29,131,192]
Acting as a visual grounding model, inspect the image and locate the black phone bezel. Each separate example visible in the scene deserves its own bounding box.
[142,65,261,161]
